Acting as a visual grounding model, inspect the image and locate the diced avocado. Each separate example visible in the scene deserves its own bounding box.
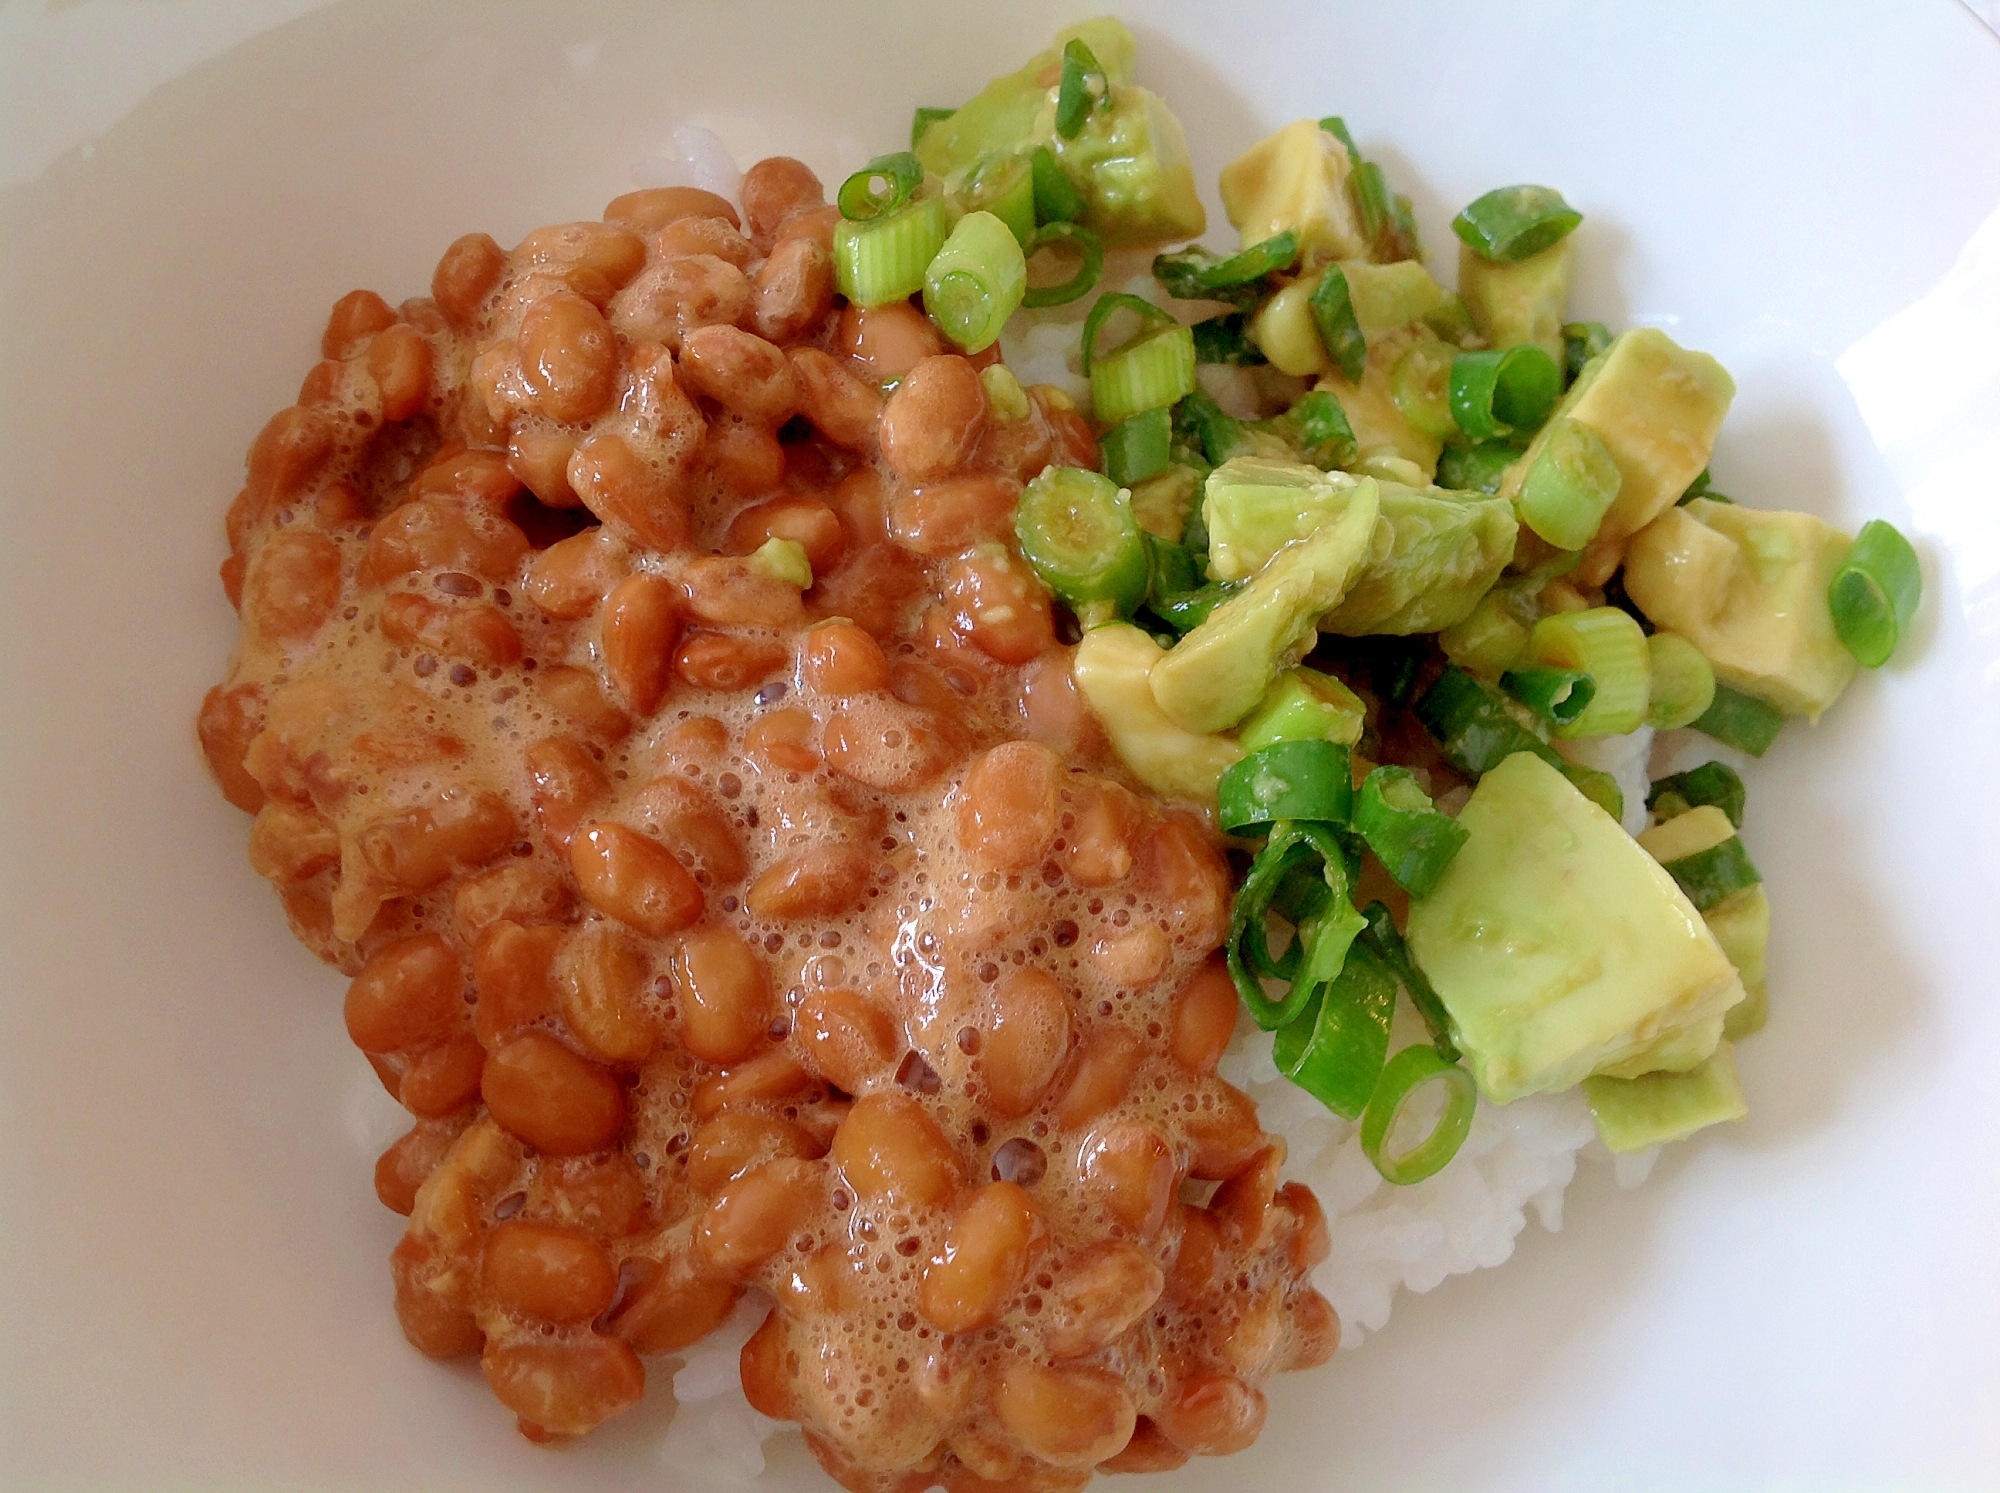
[1035,83,1205,247]
[1236,667,1366,751]
[1072,623,1241,801]
[1320,482,1518,635]
[914,17,1136,178]
[1582,1043,1748,1153]
[1249,275,1332,377]
[1317,326,1445,479]
[1639,806,1770,1040]
[1405,752,1746,1103]
[1504,328,1734,545]
[1457,234,1574,365]
[1149,479,1382,733]
[1202,457,1354,582]
[1127,464,1200,541]
[1438,590,1531,675]
[1623,498,1856,717]
[1219,118,1369,263]
[1247,261,1448,378]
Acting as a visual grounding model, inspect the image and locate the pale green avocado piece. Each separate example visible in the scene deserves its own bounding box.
[1583,1043,1748,1153]
[1032,83,1206,247]
[1317,326,1444,478]
[1202,457,1356,583]
[1219,118,1368,263]
[1623,497,1856,718]
[914,17,1135,178]
[1457,234,1574,365]
[1338,259,1451,337]
[1073,623,1241,801]
[1638,805,1771,1041]
[1236,667,1366,751]
[1150,480,1381,734]
[1504,327,1734,547]
[1319,482,1518,635]
[1128,465,1200,540]
[1406,752,1746,1104]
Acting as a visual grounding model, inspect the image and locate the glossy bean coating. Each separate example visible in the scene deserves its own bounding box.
[919,1182,1036,1332]
[1040,1240,1164,1359]
[741,157,825,243]
[981,969,1074,1119]
[570,822,704,937]
[553,922,660,1064]
[696,1156,824,1277]
[880,356,986,484]
[955,741,1060,872]
[674,926,776,1065]
[792,987,899,1094]
[472,920,562,1050]
[345,935,464,1054]
[678,325,799,424]
[480,1031,627,1155]
[745,843,875,919]
[600,571,681,715]
[481,1220,619,1323]
[831,1091,962,1209]
[481,1336,644,1439]
[603,185,740,233]
[886,474,1019,557]
[1154,1373,1267,1457]
[990,1360,1137,1469]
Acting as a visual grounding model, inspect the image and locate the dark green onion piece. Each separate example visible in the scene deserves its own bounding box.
[1143,534,1200,599]
[1678,468,1712,503]
[1352,768,1469,899]
[1692,683,1784,758]
[1226,821,1367,1030]
[1080,292,1179,375]
[1413,666,1623,818]
[1055,38,1108,139]
[837,151,925,222]
[1101,406,1173,488]
[1564,765,1624,822]
[1014,466,1150,614]
[1317,116,1360,158]
[1150,581,1237,634]
[1563,320,1613,382]
[1173,387,1244,467]
[1351,159,1391,241]
[1361,1046,1478,1185]
[1019,222,1104,309]
[1029,145,1084,226]
[1500,667,1598,728]
[1662,836,1762,912]
[1274,940,1396,1120]
[1437,440,1525,495]
[1830,519,1922,668]
[1357,903,1458,1062]
[1191,312,1267,366]
[911,106,955,149]
[1217,741,1354,835]
[1451,185,1583,264]
[1255,389,1357,471]
[1309,265,1367,382]
[1647,762,1747,829]
[1449,345,1562,440]
[1152,230,1301,305]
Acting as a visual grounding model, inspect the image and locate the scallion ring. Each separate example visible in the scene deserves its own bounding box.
[1450,184,1583,264]
[1450,345,1562,440]
[1308,265,1367,383]
[1055,37,1109,139]
[1691,683,1784,758]
[1225,821,1365,1031]
[1829,519,1922,668]
[836,151,924,222]
[1019,221,1103,309]
[923,210,1026,353]
[1500,666,1598,728]
[1217,740,1354,835]
[1361,1046,1478,1185]
[1152,230,1301,304]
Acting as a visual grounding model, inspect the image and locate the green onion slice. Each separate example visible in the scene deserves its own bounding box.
[1318,116,1361,157]
[1309,265,1368,383]
[1101,406,1173,488]
[1500,666,1598,728]
[1273,939,1396,1120]
[1450,345,1562,441]
[1019,221,1104,309]
[1191,312,1266,367]
[1412,666,1624,818]
[1014,466,1150,614]
[1830,519,1922,668]
[1662,835,1762,912]
[1437,440,1525,495]
[1172,387,1243,468]
[1524,607,1650,738]
[1361,1045,1477,1185]
[1218,740,1354,835]
[947,153,1036,247]
[837,151,925,222]
[911,106,955,150]
[1389,339,1457,441]
[1692,683,1784,758]
[1150,581,1237,634]
[1644,632,1716,730]
[1055,37,1109,139]
[1143,533,1200,599]
[1091,325,1196,425]
[924,210,1027,353]
[1029,145,1084,226]
[1450,184,1583,264]
[1516,416,1621,550]
[1080,292,1180,374]
[1352,768,1469,899]
[1262,389,1358,471]
[1357,902,1458,1061]
[832,196,949,308]
[1563,320,1613,382]
[1225,820,1366,1031]
[1152,230,1301,306]
[1646,761,1747,829]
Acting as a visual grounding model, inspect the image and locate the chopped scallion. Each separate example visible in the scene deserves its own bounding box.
[923,210,1026,354]
[1524,607,1650,738]
[1515,416,1622,550]
[1014,466,1150,616]
[1644,632,1716,730]
[1449,344,1562,441]
[1091,324,1197,424]
[911,106,955,150]
[1218,740,1355,835]
[832,195,948,307]
[1101,406,1173,488]
[1029,145,1083,226]
[947,154,1036,247]
[1436,440,1526,495]
[1647,761,1747,829]
[1153,231,1301,306]
[1389,339,1458,441]
[1357,902,1458,1061]
[1273,940,1396,1120]
[1317,115,1360,158]
[1451,184,1583,264]
[1019,221,1103,309]
[1352,767,1470,898]
[1190,312,1266,366]
[1662,835,1762,912]
[1055,37,1109,139]
[1829,519,1922,667]
[1360,1045,1477,1185]
[1150,580,1237,634]
[836,151,925,222]
[1225,820,1366,1031]
[1254,389,1358,471]
[1500,666,1598,728]
[1692,683,1783,757]
[1309,265,1367,382]
[1563,320,1613,382]
[1172,387,1243,467]
[1412,665,1623,817]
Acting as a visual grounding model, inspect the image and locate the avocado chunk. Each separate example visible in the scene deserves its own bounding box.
[1248,261,1448,377]
[1639,805,1771,1040]
[1236,666,1366,751]
[1623,497,1856,717]
[1202,457,1354,582]
[1073,623,1241,800]
[1319,482,1518,635]
[1317,326,1445,478]
[1219,119,1369,263]
[1034,83,1205,248]
[1582,1043,1748,1153]
[1405,752,1746,1103]
[1457,234,1574,365]
[915,17,1136,178]
[1503,327,1734,546]
[1149,479,1381,733]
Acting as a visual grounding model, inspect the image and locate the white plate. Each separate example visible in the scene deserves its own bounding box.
[4,2,1999,1488]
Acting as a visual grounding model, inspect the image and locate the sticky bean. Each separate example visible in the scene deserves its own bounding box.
[833,301,942,382]
[726,494,844,573]
[879,355,985,484]
[740,157,825,244]
[534,665,633,741]
[553,922,660,1064]
[525,737,610,852]
[345,934,465,1054]
[481,1219,619,1323]
[399,1035,487,1117]
[609,255,750,349]
[603,185,740,233]
[886,474,1019,557]
[792,987,899,1093]
[677,325,799,425]
[746,844,875,920]
[480,1031,627,1154]
[322,288,396,359]
[1169,959,1240,1076]
[955,741,1060,872]
[601,571,682,715]
[607,1253,743,1353]
[518,291,619,422]
[674,927,774,1065]
[695,1156,824,1277]
[919,1182,1036,1332]
[673,631,789,692]
[1154,1374,1267,1457]
[571,822,704,937]
[686,1111,824,1194]
[1077,1122,1177,1240]
[472,920,562,1050]
[481,1337,644,1439]
[989,1360,1136,1469]
[197,683,266,812]
[829,1091,962,1209]
[1041,1240,1164,1359]
[512,220,647,305]
[569,429,696,553]
[524,528,630,620]
[789,348,880,451]
[432,232,507,327]
[981,969,1074,1119]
